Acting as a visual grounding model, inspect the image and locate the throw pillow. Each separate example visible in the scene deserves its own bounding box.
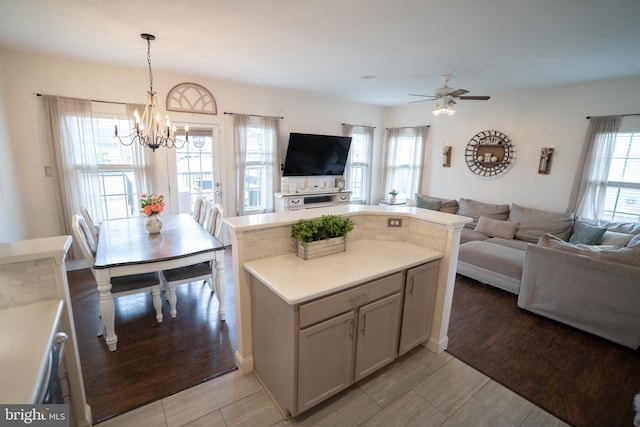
[569,222,607,245]
[474,216,519,239]
[601,231,634,248]
[415,194,441,211]
[457,198,510,229]
[509,204,574,243]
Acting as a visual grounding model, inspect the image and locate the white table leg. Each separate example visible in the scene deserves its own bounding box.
[152,286,163,322]
[214,250,225,321]
[95,270,117,351]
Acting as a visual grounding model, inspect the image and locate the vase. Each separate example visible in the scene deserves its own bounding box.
[390,196,397,203]
[145,215,162,234]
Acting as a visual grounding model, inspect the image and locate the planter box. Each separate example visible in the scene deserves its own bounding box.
[296,236,346,260]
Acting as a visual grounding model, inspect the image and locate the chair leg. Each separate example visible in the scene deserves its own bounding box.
[214,252,226,321]
[97,316,104,337]
[152,286,163,323]
[167,283,177,318]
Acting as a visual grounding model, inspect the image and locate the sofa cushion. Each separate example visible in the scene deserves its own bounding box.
[569,222,607,245]
[486,237,530,251]
[460,228,490,244]
[538,234,640,267]
[457,198,509,229]
[509,204,573,242]
[458,240,526,280]
[601,231,633,248]
[415,194,459,213]
[415,194,441,211]
[474,216,519,240]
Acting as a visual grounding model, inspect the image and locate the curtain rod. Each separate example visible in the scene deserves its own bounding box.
[224,111,284,119]
[341,122,376,129]
[36,93,127,106]
[586,113,640,119]
[385,125,430,130]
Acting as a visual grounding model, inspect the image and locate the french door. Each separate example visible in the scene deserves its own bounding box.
[163,123,226,216]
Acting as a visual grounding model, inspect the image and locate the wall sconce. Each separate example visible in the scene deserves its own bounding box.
[538,147,554,174]
[442,146,452,167]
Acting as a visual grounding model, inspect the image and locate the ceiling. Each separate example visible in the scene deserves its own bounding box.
[1,0,639,106]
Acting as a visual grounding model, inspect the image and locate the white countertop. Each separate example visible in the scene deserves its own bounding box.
[244,240,442,305]
[224,204,471,233]
[0,299,63,404]
[0,236,72,266]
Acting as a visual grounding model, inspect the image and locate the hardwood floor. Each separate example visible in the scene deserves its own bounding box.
[447,275,640,427]
[67,248,237,424]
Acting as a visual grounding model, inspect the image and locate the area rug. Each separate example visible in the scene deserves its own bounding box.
[446,276,640,427]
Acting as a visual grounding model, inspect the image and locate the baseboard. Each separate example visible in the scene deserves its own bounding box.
[234,351,254,375]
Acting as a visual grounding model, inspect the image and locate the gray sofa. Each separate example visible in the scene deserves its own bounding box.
[416,194,640,349]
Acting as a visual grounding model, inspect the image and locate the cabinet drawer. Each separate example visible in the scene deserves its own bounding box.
[337,194,350,203]
[299,272,403,328]
[287,197,304,207]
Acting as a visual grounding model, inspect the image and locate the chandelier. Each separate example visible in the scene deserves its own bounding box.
[432,97,456,116]
[114,33,189,151]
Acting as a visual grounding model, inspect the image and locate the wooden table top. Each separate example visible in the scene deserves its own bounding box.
[94,214,224,269]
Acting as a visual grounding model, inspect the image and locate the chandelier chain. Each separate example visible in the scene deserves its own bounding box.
[147,37,154,94]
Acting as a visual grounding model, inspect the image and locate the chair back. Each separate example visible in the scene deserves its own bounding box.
[71,214,97,266]
[79,204,99,244]
[193,195,208,225]
[212,203,225,240]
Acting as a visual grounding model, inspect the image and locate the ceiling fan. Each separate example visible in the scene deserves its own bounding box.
[409,74,490,115]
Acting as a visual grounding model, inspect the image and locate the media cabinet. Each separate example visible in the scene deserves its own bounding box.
[274,190,351,212]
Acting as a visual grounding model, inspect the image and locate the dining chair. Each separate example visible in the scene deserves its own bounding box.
[71,214,165,336]
[161,201,224,318]
[79,204,99,245]
[192,195,208,226]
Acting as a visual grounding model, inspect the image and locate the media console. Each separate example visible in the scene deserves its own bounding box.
[274,191,351,212]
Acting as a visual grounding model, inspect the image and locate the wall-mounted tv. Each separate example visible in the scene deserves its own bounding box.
[282,133,352,176]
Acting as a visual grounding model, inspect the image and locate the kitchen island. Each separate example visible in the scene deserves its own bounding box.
[222,204,472,377]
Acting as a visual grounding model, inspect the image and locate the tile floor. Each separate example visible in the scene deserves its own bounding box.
[98,346,569,427]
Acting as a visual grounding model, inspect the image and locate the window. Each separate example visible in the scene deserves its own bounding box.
[383,127,428,200]
[233,115,280,215]
[603,130,640,221]
[343,125,373,204]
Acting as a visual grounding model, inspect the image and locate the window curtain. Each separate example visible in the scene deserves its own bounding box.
[342,124,374,204]
[233,115,280,216]
[126,103,155,199]
[42,95,101,259]
[383,126,428,199]
[567,116,621,219]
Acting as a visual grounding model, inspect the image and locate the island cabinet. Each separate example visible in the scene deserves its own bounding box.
[246,241,441,418]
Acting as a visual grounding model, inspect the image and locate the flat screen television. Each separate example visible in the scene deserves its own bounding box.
[282,133,352,176]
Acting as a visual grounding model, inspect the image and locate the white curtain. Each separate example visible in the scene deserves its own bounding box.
[233,114,280,216]
[42,95,101,259]
[567,116,621,219]
[126,103,155,199]
[383,126,428,199]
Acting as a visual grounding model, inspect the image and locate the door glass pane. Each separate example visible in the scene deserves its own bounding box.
[175,130,215,214]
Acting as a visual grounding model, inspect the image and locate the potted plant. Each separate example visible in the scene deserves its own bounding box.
[291,214,354,259]
[389,189,399,203]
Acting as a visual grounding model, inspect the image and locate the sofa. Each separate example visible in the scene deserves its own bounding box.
[415,194,640,349]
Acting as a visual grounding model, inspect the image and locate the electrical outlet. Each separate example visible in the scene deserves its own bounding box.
[387,218,402,227]
[44,166,53,177]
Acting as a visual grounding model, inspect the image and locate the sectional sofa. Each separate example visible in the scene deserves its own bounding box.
[415,194,640,349]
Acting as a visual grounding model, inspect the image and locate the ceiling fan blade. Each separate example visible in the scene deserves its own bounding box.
[459,95,491,100]
[408,93,437,99]
[409,99,431,104]
[447,88,469,97]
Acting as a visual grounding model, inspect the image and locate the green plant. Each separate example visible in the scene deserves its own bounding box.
[291,214,354,243]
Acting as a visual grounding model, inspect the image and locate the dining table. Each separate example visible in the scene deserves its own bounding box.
[94,213,226,351]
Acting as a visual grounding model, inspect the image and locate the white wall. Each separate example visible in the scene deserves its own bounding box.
[1,47,639,241]
[385,75,640,213]
[0,50,27,242]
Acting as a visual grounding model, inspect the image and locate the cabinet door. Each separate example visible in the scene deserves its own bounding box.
[298,311,355,413]
[398,261,439,356]
[354,292,403,382]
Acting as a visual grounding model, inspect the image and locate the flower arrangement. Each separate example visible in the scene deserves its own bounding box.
[140,193,165,217]
[389,189,399,197]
